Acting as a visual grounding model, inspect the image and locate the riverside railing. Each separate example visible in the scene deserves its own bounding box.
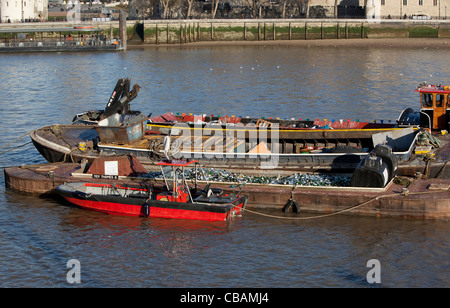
[0,38,121,50]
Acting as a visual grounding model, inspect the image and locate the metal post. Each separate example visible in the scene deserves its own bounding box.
[119,10,127,50]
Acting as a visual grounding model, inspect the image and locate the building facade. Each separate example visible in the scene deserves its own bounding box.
[365,0,449,19]
[278,0,450,19]
[0,0,48,23]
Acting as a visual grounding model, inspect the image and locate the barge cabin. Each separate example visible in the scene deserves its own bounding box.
[416,83,450,131]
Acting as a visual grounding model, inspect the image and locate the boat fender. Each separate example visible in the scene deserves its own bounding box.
[143,201,150,218]
[351,154,389,188]
[373,144,398,180]
[282,199,300,213]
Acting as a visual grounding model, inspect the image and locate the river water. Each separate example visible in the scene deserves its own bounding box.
[0,43,449,289]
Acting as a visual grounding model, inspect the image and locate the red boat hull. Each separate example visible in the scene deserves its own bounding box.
[62,196,245,222]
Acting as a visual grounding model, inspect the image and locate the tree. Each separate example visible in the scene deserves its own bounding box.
[186,0,194,18]
[281,0,299,18]
[161,0,178,18]
[294,0,310,18]
[244,0,259,18]
[131,0,159,19]
[281,0,288,18]
[334,0,338,18]
[211,0,220,18]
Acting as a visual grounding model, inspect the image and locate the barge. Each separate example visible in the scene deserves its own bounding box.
[30,80,449,178]
[9,80,448,220]
[4,155,449,220]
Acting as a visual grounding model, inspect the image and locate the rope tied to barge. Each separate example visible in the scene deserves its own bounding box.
[282,185,300,213]
[0,130,34,157]
[239,187,449,220]
[243,194,396,220]
[0,130,32,151]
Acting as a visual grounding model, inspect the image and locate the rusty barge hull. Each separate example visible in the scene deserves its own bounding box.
[4,161,449,220]
[29,124,449,179]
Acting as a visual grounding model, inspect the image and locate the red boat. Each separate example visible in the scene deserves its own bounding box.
[56,160,247,221]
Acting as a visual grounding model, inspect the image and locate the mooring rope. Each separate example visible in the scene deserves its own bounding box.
[0,130,32,151]
[241,194,395,220]
[240,187,449,220]
[0,141,32,156]
[436,161,448,179]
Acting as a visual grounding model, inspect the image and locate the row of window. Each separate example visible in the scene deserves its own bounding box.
[4,2,27,7]
[2,0,44,6]
[381,0,439,5]
[422,94,449,108]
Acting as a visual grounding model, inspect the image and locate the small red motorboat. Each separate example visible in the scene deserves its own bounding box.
[56,160,247,221]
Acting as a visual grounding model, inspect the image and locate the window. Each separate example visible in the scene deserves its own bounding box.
[403,0,407,5]
[422,94,433,107]
[436,95,445,107]
[381,0,385,5]
[419,0,423,5]
[434,0,438,5]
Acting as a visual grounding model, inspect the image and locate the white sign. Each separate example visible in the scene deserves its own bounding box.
[104,161,119,176]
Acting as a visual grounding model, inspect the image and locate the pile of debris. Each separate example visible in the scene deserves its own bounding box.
[146,167,351,187]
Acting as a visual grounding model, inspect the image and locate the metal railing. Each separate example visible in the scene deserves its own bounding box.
[0,38,121,49]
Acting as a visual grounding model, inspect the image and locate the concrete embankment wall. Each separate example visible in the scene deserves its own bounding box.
[1,19,450,44]
[135,19,450,44]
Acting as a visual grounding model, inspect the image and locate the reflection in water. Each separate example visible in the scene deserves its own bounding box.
[0,45,449,287]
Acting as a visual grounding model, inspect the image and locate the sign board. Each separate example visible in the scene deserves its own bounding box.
[104,161,119,176]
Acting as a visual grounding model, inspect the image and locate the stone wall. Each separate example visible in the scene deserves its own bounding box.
[135,19,450,44]
[1,19,449,45]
